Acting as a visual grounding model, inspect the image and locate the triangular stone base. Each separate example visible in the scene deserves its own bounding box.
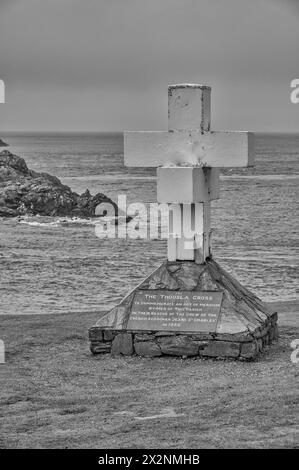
[89,258,278,360]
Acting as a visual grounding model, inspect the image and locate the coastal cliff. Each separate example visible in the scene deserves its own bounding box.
[0,150,119,218]
[0,138,8,147]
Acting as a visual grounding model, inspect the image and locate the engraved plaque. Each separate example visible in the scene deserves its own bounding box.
[127,290,223,333]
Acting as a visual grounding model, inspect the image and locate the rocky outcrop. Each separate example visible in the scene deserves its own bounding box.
[0,150,120,218]
[0,139,8,147]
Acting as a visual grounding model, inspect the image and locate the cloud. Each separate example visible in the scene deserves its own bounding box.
[0,0,298,130]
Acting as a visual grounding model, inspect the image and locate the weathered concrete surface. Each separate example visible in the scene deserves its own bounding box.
[157,167,219,203]
[168,84,211,132]
[124,130,254,168]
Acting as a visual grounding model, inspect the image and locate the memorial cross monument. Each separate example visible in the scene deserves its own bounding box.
[125,84,253,262]
[89,84,278,360]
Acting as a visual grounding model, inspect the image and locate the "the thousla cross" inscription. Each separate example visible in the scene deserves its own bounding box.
[124,84,254,263]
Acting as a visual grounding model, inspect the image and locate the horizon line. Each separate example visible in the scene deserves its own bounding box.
[1,130,299,135]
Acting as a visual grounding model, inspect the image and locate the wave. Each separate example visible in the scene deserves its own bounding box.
[61,175,156,182]
[19,215,127,228]
[19,219,61,227]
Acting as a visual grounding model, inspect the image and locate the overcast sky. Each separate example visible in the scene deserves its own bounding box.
[0,0,298,131]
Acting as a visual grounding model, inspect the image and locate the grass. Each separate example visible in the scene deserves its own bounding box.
[0,302,298,449]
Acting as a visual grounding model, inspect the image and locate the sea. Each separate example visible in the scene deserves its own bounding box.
[0,132,298,315]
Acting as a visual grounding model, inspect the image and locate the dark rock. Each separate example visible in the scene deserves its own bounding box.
[197,341,209,350]
[214,332,252,343]
[134,333,156,342]
[201,340,240,358]
[262,334,270,347]
[240,341,258,359]
[134,340,162,357]
[0,150,122,218]
[89,327,103,342]
[269,325,275,341]
[190,333,214,341]
[0,139,8,147]
[111,333,133,356]
[90,341,111,354]
[257,338,263,351]
[148,269,180,290]
[176,275,198,289]
[154,331,177,338]
[102,329,117,342]
[157,335,200,356]
[253,325,270,339]
[166,264,181,273]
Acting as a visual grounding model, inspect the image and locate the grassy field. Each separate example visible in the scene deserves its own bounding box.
[0,302,298,449]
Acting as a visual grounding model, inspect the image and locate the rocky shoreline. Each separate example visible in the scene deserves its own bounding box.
[0,149,121,218]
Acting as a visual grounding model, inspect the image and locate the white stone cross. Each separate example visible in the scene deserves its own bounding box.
[124,84,254,263]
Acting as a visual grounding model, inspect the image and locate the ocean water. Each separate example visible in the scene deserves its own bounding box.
[0,132,298,315]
